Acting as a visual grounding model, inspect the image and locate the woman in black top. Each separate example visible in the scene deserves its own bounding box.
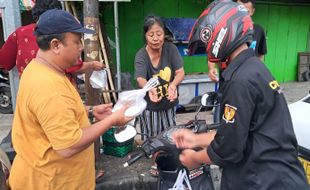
[135,15,184,140]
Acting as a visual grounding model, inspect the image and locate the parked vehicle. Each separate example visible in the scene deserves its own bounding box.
[0,70,12,114]
[288,92,310,183]
[123,93,219,190]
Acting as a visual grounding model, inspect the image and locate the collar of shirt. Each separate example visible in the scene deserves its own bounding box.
[221,48,255,81]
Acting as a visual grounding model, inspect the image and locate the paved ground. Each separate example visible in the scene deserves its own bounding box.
[281,81,310,104]
[0,81,309,189]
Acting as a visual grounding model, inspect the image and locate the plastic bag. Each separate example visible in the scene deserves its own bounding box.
[89,70,107,89]
[168,169,192,190]
[112,77,159,117]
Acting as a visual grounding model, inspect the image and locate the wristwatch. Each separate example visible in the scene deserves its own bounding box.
[88,106,94,123]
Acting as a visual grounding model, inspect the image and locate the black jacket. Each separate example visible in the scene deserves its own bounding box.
[207,49,308,190]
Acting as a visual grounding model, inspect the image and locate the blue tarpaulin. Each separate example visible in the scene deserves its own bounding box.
[164,18,206,56]
[164,18,196,41]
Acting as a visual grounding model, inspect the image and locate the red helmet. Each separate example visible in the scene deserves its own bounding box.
[188,0,254,63]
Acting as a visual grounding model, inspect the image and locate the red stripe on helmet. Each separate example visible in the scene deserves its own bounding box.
[242,16,253,35]
[207,6,238,57]
[188,7,212,41]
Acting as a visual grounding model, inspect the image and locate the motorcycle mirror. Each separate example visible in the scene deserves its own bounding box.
[201,94,209,107]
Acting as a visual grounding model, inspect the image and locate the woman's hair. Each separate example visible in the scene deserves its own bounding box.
[32,0,62,21]
[142,14,165,42]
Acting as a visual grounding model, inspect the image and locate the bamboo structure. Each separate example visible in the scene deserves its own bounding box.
[64,1,117,104]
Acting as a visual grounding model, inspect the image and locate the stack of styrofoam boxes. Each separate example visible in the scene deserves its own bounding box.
[298,52,310,82]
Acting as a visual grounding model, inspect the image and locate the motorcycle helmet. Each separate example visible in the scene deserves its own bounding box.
[188,0,254,63]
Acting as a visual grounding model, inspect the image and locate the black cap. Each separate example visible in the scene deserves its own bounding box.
[34,9,95,35]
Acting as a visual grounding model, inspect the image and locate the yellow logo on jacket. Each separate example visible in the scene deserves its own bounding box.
[223,104,237,123]
[269,80,280,90]
[269,80,283,94]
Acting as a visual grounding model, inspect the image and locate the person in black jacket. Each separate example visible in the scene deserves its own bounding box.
[208,0,268,82]
[173,1,308,189]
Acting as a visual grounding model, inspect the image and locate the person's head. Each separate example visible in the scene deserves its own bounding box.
[188,0,253,66]
[143,15,165,50]
[31,0,62,21]
[34,9,94,66]
[234,0,255,16]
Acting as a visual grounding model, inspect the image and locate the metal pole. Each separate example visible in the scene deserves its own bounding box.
[114,1,121,90]
[0,0,21,112]
[0,0,21,157]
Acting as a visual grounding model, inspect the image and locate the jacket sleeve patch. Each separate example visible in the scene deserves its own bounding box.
[222,104,237,123]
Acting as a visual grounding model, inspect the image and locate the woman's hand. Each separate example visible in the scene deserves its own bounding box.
[148,88,162,102]
[93,103,112,121]
[167,83,178,101]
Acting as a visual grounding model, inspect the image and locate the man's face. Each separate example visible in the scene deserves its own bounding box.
[59,32,83,67]
[237,0,255,16]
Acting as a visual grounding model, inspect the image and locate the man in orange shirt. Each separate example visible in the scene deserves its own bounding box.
[9,9,133,190]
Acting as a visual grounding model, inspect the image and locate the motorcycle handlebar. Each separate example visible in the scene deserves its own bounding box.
[198,123,220,133]
[189,121,220,134]
[206,123,220,131]
[123,121,220,168]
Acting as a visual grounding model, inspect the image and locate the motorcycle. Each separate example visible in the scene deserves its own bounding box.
[122,92,220,190]
[0,70,12,114]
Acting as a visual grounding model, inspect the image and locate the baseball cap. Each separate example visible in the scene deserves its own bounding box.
[34,9,95,35]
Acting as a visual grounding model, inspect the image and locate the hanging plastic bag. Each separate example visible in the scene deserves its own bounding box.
[89,70,107,89]
[168,169,192,190]
[112,77,159,117]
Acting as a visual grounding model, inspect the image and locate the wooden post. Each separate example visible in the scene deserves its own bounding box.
[83,0,101,162]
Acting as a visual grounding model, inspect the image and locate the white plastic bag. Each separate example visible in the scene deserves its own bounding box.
[168,169,192,190]
[112,77,159,117]
[90,70,107,89]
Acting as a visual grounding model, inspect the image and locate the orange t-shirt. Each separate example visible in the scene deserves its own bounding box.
[9,60,95,190]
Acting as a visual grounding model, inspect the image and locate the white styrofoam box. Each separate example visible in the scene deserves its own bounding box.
[178,74,216,106]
